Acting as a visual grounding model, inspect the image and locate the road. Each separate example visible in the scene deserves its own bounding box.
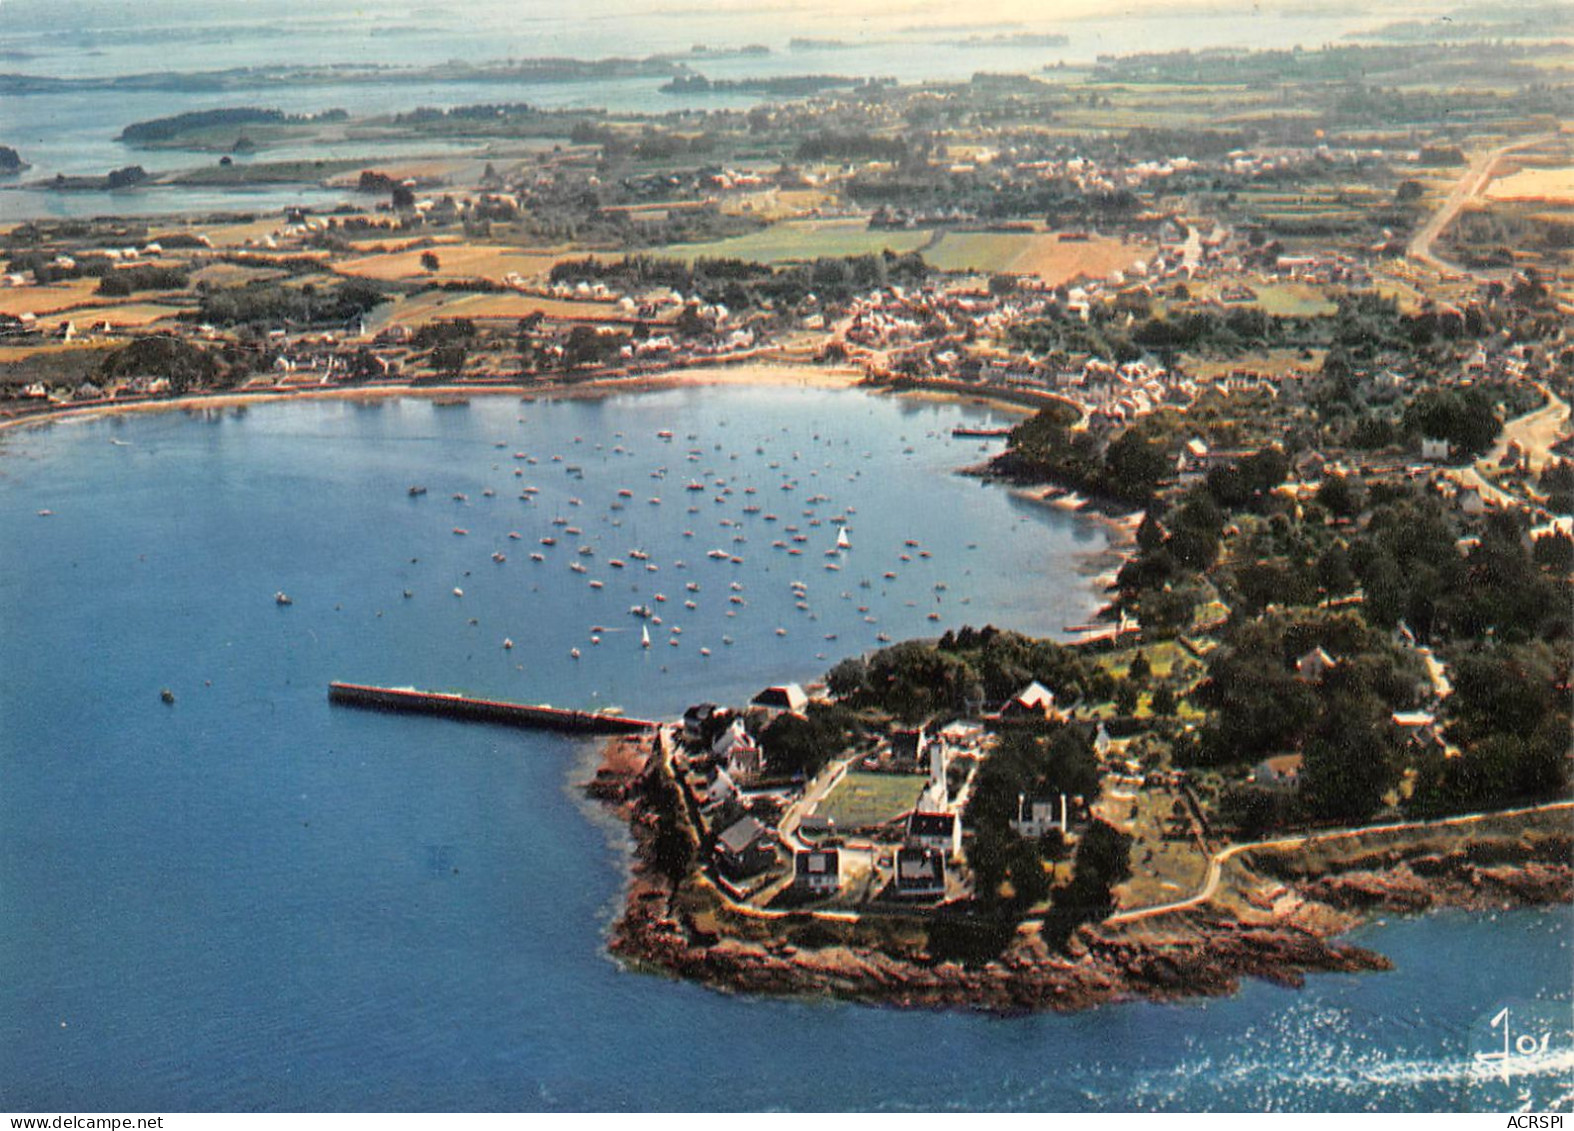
[1444,383,1570,509]
[1491,383,1571,478]
[1106,799,1574,925]
[1407,132,1562,280]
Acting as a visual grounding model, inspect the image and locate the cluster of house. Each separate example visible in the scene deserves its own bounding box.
[666,677,1093,907]
[1249,639,1452,792]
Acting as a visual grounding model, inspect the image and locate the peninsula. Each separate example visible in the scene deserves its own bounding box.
[4,28,1571,1012]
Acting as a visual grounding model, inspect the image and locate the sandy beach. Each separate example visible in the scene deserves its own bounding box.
[0,362,871,435]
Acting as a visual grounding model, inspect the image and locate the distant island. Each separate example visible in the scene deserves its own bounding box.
[659,74,860,96]
[940,32,1070,48]
[0,55,683,97]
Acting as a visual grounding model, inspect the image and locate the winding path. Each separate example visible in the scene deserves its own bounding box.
[1107,799,1574,925]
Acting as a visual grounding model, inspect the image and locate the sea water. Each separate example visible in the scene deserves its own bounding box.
[1,387,1569,1113]
[0,0,1398,221]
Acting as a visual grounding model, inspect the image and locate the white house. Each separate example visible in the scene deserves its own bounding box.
[793,848,841,895]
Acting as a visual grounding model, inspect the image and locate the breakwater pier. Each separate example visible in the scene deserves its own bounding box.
[327,681,659,734]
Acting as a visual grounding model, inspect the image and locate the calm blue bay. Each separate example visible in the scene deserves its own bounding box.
[0,385,1569,1111]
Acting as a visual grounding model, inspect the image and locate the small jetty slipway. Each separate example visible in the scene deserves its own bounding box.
[327,682,657,734]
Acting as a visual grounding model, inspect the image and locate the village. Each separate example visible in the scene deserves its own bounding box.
[3,33,1570,964]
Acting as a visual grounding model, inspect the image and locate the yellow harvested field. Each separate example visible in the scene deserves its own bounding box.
[374,289,653,327]
[335,243,563,283]
[0,280,103,316]
[1487,166,1574,205]
[189,262,289,287]
[923,231,1143,284]
[719,188,836,220]
[195,218,289,248]
[64,303,186,328]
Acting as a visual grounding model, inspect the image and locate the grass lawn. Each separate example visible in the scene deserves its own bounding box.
[1095,639,1192,680]
[1099,782,1212,910]
[815,771,928,829]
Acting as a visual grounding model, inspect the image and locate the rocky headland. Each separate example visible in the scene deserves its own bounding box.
[586,735,1570,1015]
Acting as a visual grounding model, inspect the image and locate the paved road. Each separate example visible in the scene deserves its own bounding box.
[1407,132,1561,279]
[1444,383,1571,509]
[1107,799,1574,925]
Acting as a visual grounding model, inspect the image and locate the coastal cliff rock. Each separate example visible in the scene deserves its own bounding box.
[589,739,1568,1014]
[1299,853,1573,913]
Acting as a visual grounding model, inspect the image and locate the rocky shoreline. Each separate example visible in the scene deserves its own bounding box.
[586,736,1571,1015]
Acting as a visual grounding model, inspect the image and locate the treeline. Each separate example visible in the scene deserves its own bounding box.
[994,403,1183,505]
[97,265,189,295]
[118,107,345,144]
[795,131,908,163]
[548,250,930,310]
[824,626,1110,721]
[188,279,391,329]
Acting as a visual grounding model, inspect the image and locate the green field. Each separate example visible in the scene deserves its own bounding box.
[815,771,928,829]
[654,218,933,264]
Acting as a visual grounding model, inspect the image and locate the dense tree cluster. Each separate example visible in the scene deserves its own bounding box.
[191,279,391,329]
[827,626,1105,721]
[97,334,220,393]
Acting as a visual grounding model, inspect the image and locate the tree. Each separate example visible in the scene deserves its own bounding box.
[1316,473,1364,519]
[98,334,219,393]
[430,343,468,378]
[1403,387,1502,460]
[759,710,838,779]
[825,656,869,700]
[419,250,441,273]
[1104,430,1172,501]
[1532,531,1574,574]
[969,827,1051,912]
[1537,460,1574,513]
[1316,542,1356,601]
[1044,819,1132,947]
[1299,691,1400,822]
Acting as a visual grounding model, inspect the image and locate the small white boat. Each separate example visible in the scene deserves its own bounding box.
[641,626,651,649]
[275,591,292,606]
[836,526,851,550]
